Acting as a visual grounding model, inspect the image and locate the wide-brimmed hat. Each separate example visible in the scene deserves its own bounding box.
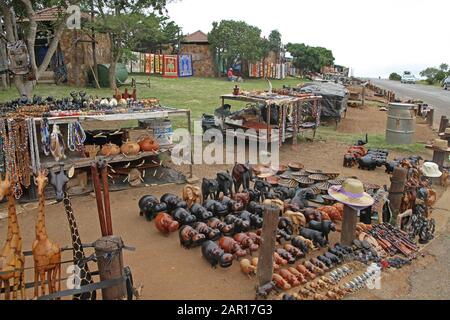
[421,162,442,178]
[328,178,374,209]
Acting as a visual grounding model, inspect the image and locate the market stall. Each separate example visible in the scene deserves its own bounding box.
[289,82,349,126]
[0,96,193,201]
[203,91,322,145]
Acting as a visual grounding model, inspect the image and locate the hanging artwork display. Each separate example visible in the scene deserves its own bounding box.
[7,40,30,75]
[145,54,152,74]
[154,55,161,74]
[163,55,178,78]
[248,61,287,80]
[178,55,193,77]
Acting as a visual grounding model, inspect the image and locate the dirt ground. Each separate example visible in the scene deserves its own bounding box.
[0,104,445,300]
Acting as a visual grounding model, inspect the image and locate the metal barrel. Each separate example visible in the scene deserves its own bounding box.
[386,103,416,145]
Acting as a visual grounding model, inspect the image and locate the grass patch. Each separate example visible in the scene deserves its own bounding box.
[317,125,426,153]
[0,75,306,121]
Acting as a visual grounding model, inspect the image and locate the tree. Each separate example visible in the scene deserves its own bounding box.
[286,43,335,74]
[420,67,440,84]
[439,63,448,72]
[0,0,79,97]
[389,72,402,81]
[89,0,173,89]
[134,16,181,53]
[268,29,282,61]
[208,20,267,76]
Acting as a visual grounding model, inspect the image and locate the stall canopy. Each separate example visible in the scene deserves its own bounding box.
[295,82,349,121]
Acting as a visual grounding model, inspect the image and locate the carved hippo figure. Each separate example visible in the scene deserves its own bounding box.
[193,222,221,241]
[160,194,187,214]
[190,203,214,221]
[204,199,230,217]
[172,207,197,226]
[358,155,377,171]
[179,225,206,249]
[139,195,167,221]
[208,218,234,236]
[202,241,234,268]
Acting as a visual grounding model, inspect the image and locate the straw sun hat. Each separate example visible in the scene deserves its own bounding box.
[328,178,374,209]
[421,162,442,178]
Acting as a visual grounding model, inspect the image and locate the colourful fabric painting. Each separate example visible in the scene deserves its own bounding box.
[178,55,193,77]
[154,54,161,74]
[145,54,152,74]
[163,55,178,78]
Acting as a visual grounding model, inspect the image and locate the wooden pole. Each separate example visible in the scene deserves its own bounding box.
[439,116,449,134]
[187,109,193,178]
[257,205,280,288]
[427,108,435,127]
[388,167,408,224]
[361,85,366,106]
[432,150,447,171]
[101,165,113,236]
[341,205,358,246]
[94,236,126,300]
[91,164,107,237]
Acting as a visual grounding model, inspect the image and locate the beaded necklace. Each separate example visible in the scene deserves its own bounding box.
[13,118,31,188]
[68,121,86,152]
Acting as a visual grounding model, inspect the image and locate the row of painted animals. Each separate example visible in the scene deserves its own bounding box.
[0,168,95,300]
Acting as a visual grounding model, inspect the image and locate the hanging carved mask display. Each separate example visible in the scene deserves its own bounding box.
[7,40,30,75]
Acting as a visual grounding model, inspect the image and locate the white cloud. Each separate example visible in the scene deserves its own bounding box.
[167,0,449,78]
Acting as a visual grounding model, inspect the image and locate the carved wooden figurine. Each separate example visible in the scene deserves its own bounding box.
[32,170,62,297]
[182,185,202,209]
[49,166,96,300]
[0,174,25,300]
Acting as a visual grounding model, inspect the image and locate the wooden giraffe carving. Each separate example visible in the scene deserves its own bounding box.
[0,174,25,300]
[32,169,61,297]
[49,166,96,300]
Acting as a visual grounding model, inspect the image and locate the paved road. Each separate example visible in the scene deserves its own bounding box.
[370,79,450,126]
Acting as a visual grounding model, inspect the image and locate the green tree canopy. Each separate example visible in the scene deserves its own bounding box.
[420,67,440,84]
[439,63,448,72]
[268,29,282,58]
[389,72,402,81]
[286,43,335,74]
[208,20,268,75]
[88,0,174,89]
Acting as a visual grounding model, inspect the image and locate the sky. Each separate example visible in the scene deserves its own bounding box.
[166,0,450,78]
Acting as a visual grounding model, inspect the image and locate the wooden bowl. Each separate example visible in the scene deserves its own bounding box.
[271,165,288,175]
[252,164,271,176]
[266,176,280,186]
[288,162,304,172]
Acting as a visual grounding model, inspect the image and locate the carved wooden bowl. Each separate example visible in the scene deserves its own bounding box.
[288,162,305,172]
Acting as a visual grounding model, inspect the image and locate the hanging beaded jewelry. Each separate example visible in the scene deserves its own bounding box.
[41,117,51,155]
[68,121,86,152]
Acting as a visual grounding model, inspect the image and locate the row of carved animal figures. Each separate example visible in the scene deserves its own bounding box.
[256,244,355,299]
[0,168,95,300]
